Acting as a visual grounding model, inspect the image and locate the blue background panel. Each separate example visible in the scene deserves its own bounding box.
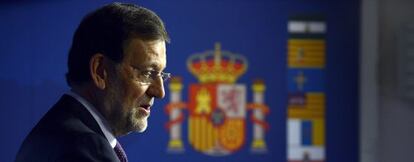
[0,0,359,162]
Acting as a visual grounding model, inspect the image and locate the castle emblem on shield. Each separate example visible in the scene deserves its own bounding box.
[165,43,270,156]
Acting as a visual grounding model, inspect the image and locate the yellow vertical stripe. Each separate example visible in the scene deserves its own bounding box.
[206,120,212,150]
[189,117,193,144]
[200,117,207,151]
[312,118,325,146]
[194,117,200,151]
[206,118,211,150]
[192,117,196,148]
[210,122,215,150]
[204,118,209,151]
[198,117,203,151]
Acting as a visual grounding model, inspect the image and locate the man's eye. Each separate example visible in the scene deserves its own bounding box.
[141,71,152,78]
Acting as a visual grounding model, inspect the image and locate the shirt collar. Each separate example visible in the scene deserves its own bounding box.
[66,91,117,148]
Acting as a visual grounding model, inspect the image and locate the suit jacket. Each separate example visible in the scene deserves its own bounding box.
[15,95,120,162]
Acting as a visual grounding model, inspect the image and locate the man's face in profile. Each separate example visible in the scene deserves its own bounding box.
[103,38,167,136]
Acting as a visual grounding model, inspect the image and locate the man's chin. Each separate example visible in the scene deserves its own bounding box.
[131,117,148,133]
[136,126,147,133]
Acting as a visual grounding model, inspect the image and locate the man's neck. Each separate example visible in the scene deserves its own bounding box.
[67,89,118,148]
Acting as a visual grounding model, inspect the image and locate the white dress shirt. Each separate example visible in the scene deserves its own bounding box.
[66,91,117,149]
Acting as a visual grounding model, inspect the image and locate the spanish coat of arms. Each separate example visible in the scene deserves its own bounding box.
[165,43,270,156]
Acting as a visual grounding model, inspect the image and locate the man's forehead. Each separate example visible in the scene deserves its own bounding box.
[124,38,165,55]
[123,38,166,70]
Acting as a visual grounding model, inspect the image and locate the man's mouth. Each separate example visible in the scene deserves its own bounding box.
[140,104,151,110]
[138,104,152,116]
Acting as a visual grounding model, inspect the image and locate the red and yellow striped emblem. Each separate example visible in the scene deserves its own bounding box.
[188,83,246,155]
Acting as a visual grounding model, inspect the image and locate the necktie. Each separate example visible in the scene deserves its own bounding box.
[114,142,128,162]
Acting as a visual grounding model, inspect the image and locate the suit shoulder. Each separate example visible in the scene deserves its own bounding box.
[55,133,118,162]
[16,131,117,162]
[16,95,114,161]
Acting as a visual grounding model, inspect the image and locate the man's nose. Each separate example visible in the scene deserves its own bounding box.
[146,77,165,99]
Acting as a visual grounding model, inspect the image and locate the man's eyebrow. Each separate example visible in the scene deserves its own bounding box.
[132,63,165,71]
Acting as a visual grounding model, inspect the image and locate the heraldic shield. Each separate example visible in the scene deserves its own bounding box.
[188,83,246,155]
[165,43,270,156]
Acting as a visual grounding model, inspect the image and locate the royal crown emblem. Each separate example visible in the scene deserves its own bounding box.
[187,43,247,83]
[165,42,270,156]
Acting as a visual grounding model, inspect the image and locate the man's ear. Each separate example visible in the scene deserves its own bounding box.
[90,53,107,90]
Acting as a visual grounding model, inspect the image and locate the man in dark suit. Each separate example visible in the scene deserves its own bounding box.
[15,2,170,162]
